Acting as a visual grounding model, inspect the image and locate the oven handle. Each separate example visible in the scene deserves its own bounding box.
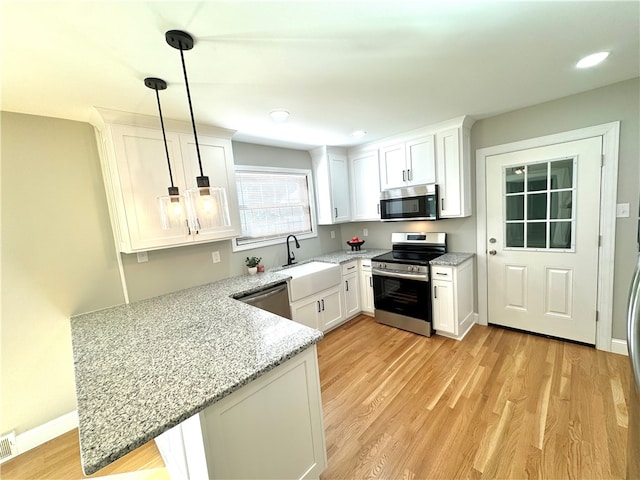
[372,268,429,282]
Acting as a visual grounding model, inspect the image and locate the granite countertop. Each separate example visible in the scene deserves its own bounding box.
[71,271,322,475]
[429,252,475,266]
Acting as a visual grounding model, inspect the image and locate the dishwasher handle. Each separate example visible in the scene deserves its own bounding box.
[238,283,288,303]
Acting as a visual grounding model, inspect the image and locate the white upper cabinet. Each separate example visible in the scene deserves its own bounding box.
[91,108,241,253]
[436,122,472,218]
[349,149,380,221]
[310,146,351,225]
[379,135,436,190]
[406,135,436,185]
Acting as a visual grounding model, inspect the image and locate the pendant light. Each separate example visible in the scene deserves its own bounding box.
[165,29,230,231]
[144,77,187,230]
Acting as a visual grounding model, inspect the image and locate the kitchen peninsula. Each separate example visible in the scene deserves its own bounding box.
[70,270,326,478]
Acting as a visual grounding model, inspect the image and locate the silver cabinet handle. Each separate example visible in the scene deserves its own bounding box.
[321,299,325,311]
[185,219,191,235]
[407,169,412,181]
[347,265,356,270]
[370,277,373,287]
[441,198,445,211]
[434,286,438,299]
[377,203,380,214]
[345,280,349,292]
[335,208,338,218]
[317,301,321,313]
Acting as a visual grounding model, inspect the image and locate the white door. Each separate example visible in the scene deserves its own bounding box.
[486,137,602,344]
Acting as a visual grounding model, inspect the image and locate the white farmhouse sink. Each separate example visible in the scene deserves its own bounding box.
[284,262,341,302]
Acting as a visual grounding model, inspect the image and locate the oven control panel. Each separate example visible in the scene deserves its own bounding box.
[372,261,429,274]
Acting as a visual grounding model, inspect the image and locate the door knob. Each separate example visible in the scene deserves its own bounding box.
[489,249,497,256]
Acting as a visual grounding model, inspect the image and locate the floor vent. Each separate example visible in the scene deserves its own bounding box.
[0,432,16,460]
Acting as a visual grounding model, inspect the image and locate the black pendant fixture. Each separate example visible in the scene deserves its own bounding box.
[145,76,186,230]
[165,30,210,195]
[163,29,231,231]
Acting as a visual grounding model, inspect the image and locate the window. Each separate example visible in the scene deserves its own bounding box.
[232,166,317,251]
[504,157,576,251]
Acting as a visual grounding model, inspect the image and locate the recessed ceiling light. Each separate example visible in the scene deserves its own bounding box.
[576,51,610,69]
[270,110,290,122]
[352,130,367,138]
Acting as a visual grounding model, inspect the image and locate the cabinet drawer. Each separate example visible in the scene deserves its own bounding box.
[431,266,453,281]
[341,261,358,275]
[360,259,371,271]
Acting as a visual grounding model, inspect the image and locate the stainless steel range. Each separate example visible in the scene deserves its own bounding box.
[372,232,447,337]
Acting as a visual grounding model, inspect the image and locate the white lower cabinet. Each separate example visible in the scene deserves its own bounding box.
[291,284,343,332]
[431,258,475,340]
[341,261,361,321]
[359,259,374,315]
[155,346,326,480]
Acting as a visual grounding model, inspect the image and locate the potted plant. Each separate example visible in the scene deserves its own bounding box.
[245,256,262,275]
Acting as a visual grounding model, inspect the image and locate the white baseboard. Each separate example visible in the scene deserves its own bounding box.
[611,338,629,356]
[0,410,78,464]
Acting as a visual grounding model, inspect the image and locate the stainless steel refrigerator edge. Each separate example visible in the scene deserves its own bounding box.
[627,213,640,479]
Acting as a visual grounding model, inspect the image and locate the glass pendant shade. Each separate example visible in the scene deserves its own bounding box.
[186,186,231,230]
[158,192,187,230]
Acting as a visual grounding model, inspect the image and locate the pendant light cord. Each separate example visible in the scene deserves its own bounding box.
[178,47,205,177]
[154,87,175,188]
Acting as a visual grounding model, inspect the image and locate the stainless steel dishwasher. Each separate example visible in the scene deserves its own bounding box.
[236,282,292,319]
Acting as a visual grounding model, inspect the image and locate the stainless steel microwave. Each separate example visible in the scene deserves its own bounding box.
[380,184,439,221]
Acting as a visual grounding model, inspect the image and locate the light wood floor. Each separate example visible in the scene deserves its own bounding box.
[1,315,630,479]
[318,316,630,479]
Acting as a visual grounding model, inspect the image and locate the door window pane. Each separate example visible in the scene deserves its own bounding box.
[527,193,547,220]
[550,191,573,219]
[506,167,525,193]
[550,222,572,249]
[506,195,524,220]
[506,223,524,247]
[527,163,548,191]
[527,223,547,248]
[503,157,576,251]
[550,159,573,189]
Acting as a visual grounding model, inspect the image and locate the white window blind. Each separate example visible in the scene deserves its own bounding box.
[234,168,315,248]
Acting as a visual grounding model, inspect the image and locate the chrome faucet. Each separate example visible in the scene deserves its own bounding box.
[285,234,300,266]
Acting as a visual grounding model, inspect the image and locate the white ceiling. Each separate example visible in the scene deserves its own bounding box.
[2,1,639,150]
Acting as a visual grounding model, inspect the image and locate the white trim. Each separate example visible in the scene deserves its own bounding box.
[475,122,620,351]
[611,338,629,356]
[0,411,78,464]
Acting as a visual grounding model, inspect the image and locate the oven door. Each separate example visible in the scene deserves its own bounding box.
[372,269,431,321]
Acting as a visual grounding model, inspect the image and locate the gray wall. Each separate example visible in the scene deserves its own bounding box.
[1,112,124,433]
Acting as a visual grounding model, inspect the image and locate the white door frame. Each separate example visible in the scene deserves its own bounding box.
[476,122,620,351]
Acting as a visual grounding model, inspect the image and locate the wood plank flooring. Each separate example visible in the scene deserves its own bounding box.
[1,315,630,479]
[0,430,167,480]
[317,315,630,479]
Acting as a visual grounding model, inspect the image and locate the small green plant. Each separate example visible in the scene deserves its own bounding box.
[245,256,262,268]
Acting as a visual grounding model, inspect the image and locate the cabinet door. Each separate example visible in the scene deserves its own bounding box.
[180,134,241,240]
[329,152,351,223]
[320,286,345,331]
[432,279,455,335]
[349,151,381,221]
[343,271,361,319]
[360,270,374,314]
[436,128,462,217]
[110,124,190,251]
[290,296,321,330]
[379,143,406,190]
[406,135,436,185]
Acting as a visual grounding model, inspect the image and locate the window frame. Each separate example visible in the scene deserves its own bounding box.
[231,165,318,252]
